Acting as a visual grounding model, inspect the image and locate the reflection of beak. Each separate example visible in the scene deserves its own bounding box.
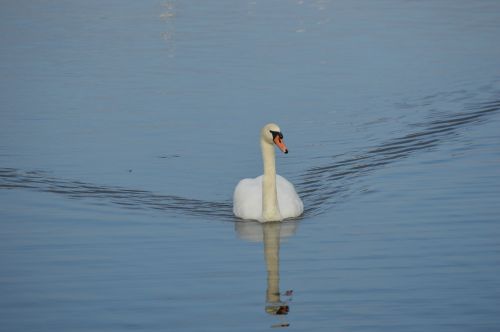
[265,304,289,315]
[273,135,288,154]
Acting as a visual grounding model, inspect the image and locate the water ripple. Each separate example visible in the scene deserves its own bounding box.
[0,168,234,220]
[296,98,500,216]
[1,98,499,221]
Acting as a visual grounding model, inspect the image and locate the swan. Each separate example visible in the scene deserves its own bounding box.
[233,123,304,222]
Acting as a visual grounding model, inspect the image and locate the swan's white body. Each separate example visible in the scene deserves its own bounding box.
[233,123,304,222]
[233,174,303,222]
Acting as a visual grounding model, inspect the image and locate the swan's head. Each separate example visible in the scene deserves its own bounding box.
[261,123,288,154]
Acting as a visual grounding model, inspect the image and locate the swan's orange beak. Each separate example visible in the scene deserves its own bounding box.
[273,135,289,154]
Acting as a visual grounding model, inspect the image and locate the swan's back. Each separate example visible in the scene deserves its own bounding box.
[233,175,303,221]
[233,176,264,221]
[276,175,304,219]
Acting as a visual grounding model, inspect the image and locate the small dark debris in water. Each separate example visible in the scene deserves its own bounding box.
[271,323,290,328]
[128,169,133,173]
[158,154,180,159]
[283,290,293,296]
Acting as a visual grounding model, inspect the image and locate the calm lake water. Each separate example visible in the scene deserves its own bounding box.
[1,1,500,331]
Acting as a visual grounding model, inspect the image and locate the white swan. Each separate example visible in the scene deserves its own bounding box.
[233,123,304,222]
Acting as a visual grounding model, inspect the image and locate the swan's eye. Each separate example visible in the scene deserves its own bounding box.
[270,130,283,139]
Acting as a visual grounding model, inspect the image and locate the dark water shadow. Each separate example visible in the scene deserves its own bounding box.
[1,96,499,221]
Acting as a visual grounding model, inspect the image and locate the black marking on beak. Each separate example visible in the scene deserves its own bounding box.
[270,130,283,139]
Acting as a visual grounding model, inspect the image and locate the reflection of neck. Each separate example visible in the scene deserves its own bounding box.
[263,223,281,303]
[261,139,281,222]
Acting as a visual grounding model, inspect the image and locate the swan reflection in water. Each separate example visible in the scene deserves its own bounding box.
[235,220,299,327]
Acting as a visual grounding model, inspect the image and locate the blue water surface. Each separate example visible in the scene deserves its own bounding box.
[1,1,500,331]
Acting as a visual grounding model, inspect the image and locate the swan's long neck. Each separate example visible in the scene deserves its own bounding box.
[261,138,282,222]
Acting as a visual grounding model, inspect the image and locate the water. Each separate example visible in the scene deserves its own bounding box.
[1,1,500,331]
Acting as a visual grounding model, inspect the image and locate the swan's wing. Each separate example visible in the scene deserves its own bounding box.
[233,176,263,220]
[276,175,304,219]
